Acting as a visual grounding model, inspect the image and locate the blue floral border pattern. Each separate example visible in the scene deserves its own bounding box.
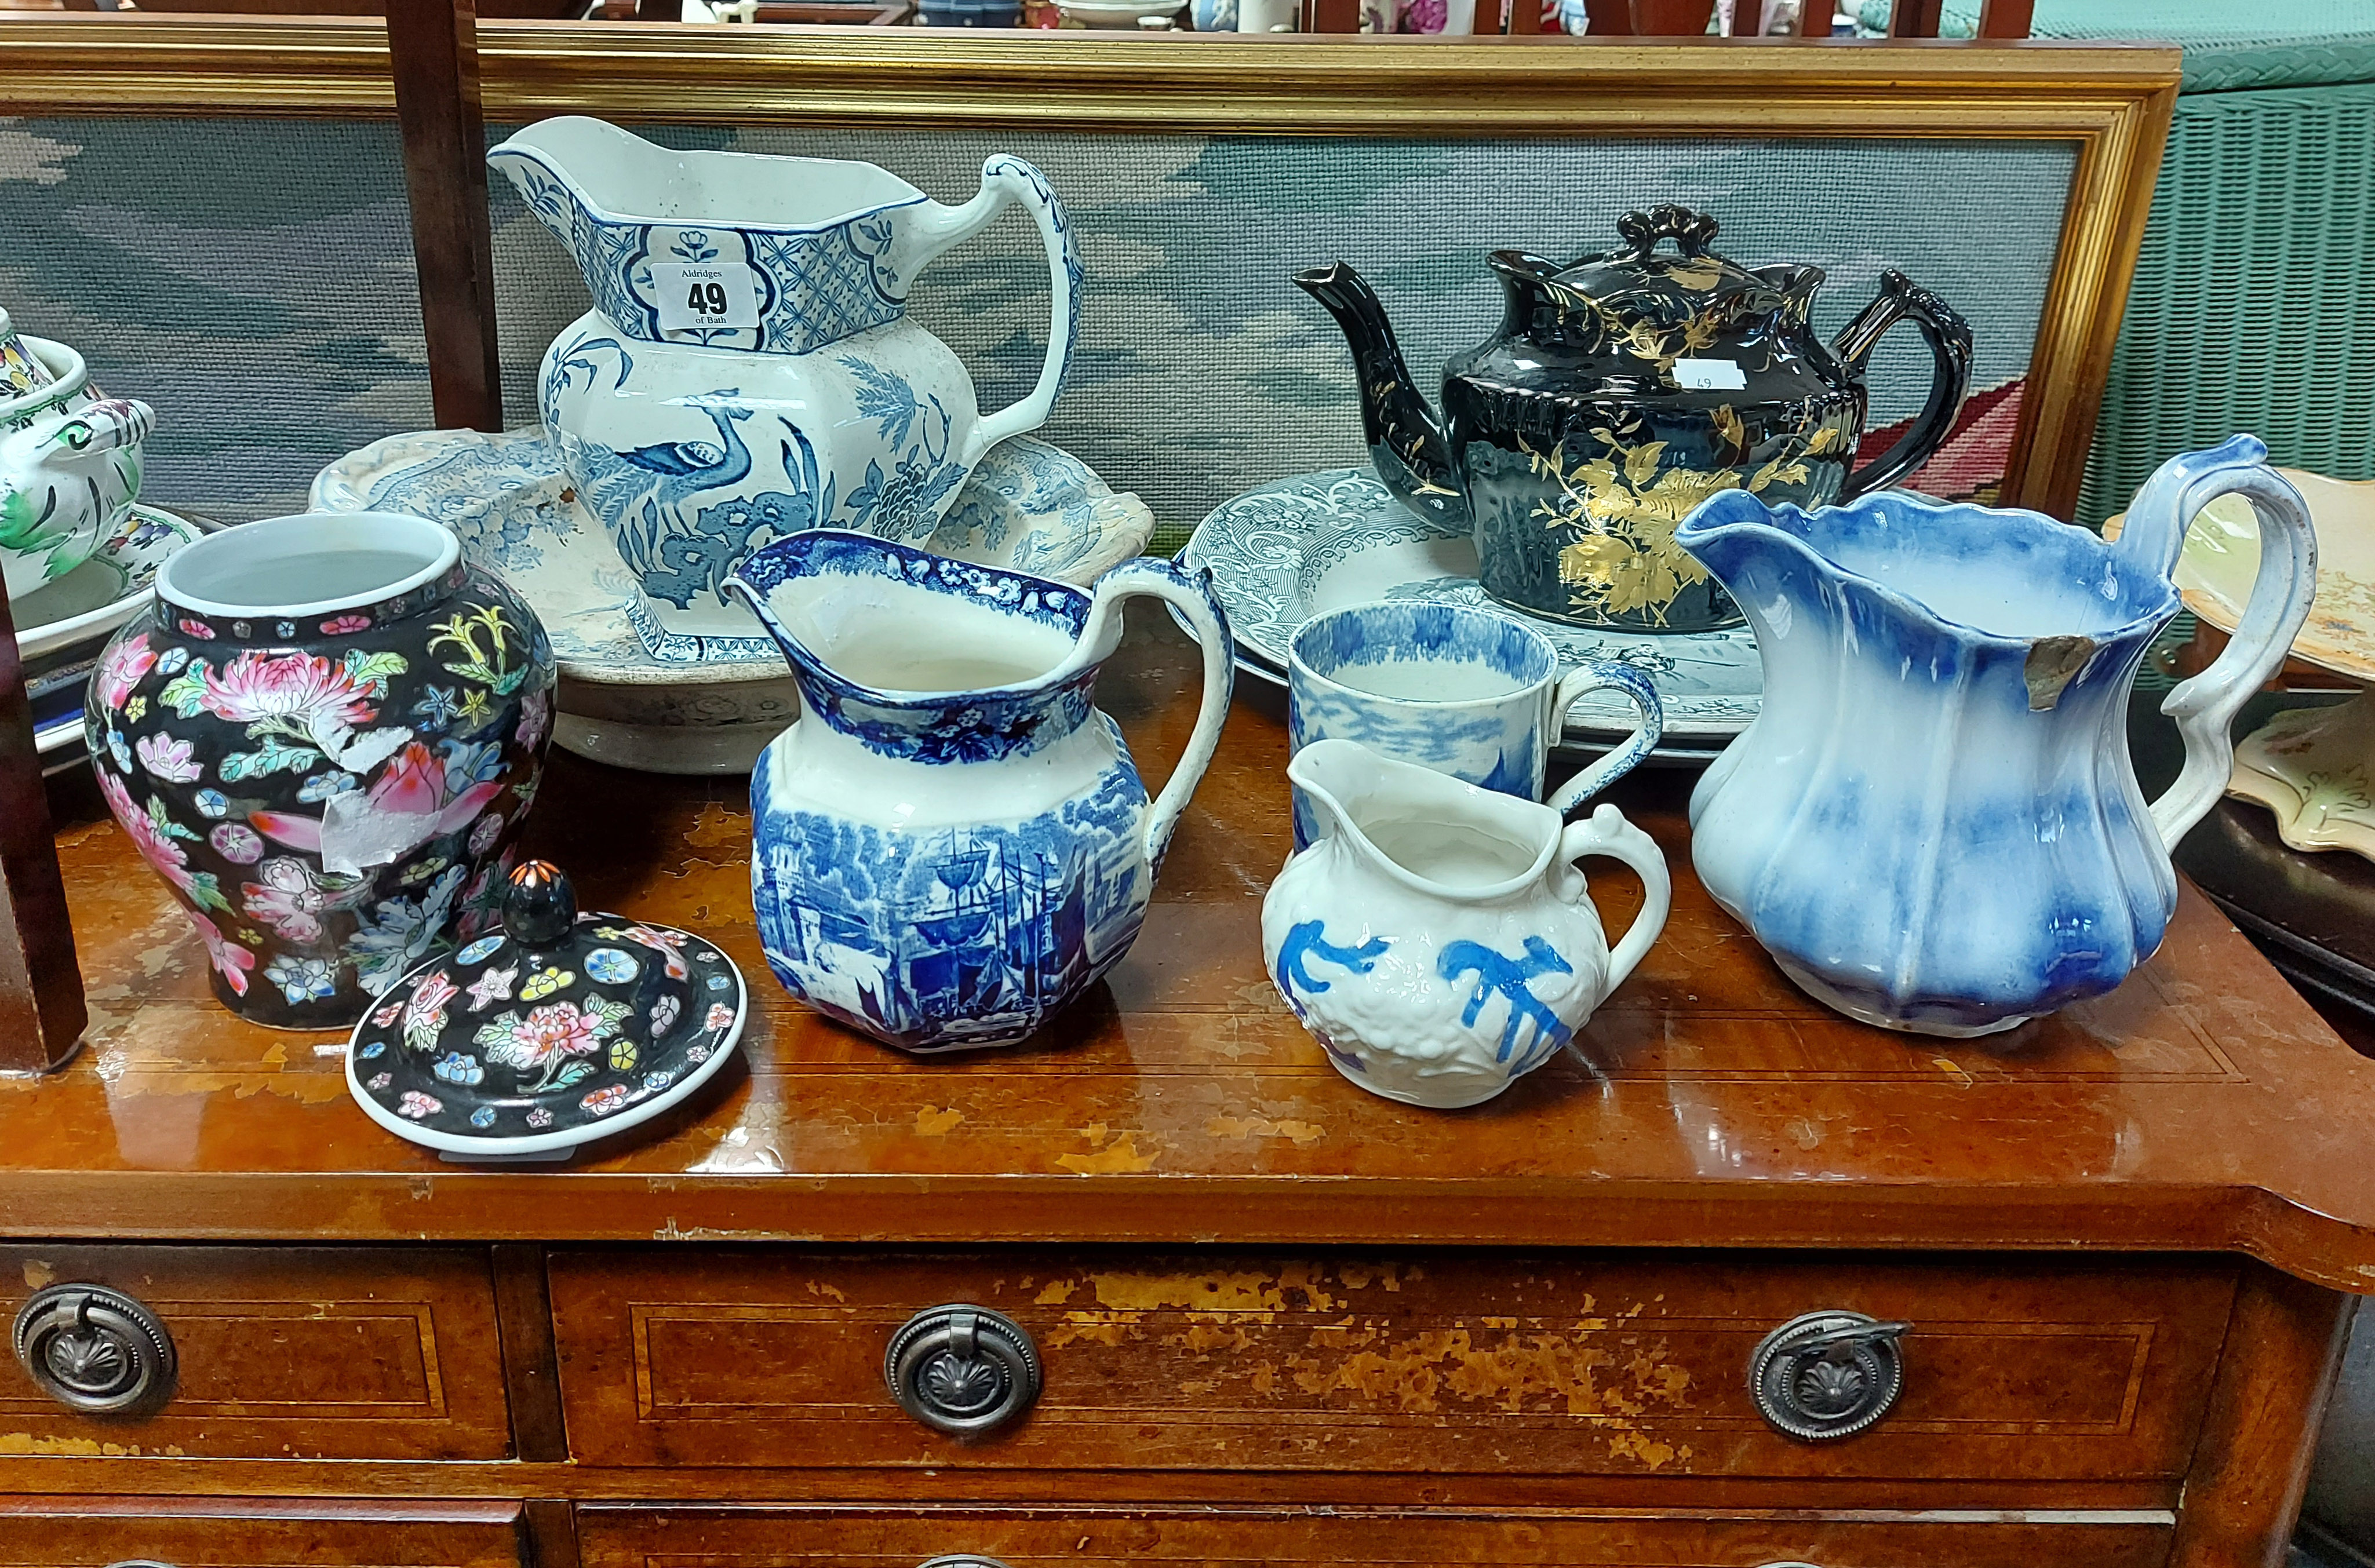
[493,150,919,357]
[730,530,1096,765]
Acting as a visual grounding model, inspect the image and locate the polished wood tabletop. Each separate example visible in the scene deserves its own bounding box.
[19,614,2375,1292]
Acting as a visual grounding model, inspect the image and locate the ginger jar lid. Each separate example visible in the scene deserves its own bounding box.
[345,859,746,1161]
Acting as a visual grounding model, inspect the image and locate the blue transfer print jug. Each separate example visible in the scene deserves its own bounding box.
[491,117,1081,663]
[1676,436,2319,1037]
[1262,738,1670,1108]
[728,533,1231,1052]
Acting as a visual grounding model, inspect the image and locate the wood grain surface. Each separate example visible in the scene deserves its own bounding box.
[572,1503,2176,1567]
[0,1496,522,1565]
[14,615,2375,1299]
[0,1245,513,1460]
[547,1248,2232,1482]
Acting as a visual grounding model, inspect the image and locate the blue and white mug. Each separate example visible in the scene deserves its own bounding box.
[1287,599,1664,847]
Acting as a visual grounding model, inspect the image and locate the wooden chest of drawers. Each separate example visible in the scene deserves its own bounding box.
[571,1504,2182,1568]
[0,622,2366,1568]
[546,1249,2235,1482]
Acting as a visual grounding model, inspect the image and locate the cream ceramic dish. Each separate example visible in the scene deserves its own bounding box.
[312,427,1154,775]
[2122,468,2375,862]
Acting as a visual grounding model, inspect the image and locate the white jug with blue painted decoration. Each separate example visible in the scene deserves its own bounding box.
[490,116,1079,662]
[728,531,1231,1053]
[1262,738,1670,1108]
[1675,435,2318,1038]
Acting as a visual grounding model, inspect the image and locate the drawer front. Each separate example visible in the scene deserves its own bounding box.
[0,1498,520,1566]
[575,1505,2173,1568]
[0,1245,513,1460]
[549,1249,2232,1479]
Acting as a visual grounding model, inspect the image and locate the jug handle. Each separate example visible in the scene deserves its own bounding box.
[2123,456,2319,851]
[906,155,1080,471]
[1070,557,1236,869]
[1831,271,1973,499]
[1554,804,1671,996]
[1542,661,1664,816]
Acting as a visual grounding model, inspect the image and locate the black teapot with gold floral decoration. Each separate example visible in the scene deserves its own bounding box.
[1295,205,1972,632]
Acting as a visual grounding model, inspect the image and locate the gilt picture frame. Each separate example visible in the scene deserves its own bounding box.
[0,24,2177,524]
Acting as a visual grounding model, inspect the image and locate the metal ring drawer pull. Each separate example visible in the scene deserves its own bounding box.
[107,1562,179,1568]
[885,1303,1041,1438]
[12,1283,177,1418]
[916,1559,1015,1568]
[1749,1310,1910,1442]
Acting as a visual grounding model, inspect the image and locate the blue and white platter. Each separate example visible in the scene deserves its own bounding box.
[1181,469,1762,746]
[313,427,1154,775]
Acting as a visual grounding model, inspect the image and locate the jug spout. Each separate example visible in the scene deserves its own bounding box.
[487,116,625,262]
[1293,262,1467,531]
[1286,738,1560,896]
[1670,488,1801,600]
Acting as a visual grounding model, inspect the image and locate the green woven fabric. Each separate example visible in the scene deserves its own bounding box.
[1852,0,2375,92]
[2076,82,2375,526]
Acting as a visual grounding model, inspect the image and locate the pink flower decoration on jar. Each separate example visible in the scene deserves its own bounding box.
[405,968,461,1037]
[242,856,336,943]
[397,1090,443,1119]
[95,634,156,713]
[96,768,199,897]
[319,614,373,635]
[498,1001,599,1069]
[178,618,216,639]
[134,730,202,785]
[580,1084,631,1117]
[209,822,265,863]
[516,687,552,752]
[189,912,256,996]
[198,650,381,732]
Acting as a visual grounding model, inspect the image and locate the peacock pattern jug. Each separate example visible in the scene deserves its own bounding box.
[491,117,1081,662]
[1675,436,2318,1037]
[728,532,1232,1052]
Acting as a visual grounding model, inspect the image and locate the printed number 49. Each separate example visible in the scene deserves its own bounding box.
[687,282,730,315]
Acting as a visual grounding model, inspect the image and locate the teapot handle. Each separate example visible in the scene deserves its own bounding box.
[1072,557,1236,870]
[2119,439,2319,851]
[1554,804,1671,996]
[906,155,1079,471]
[1831,271,1973,499]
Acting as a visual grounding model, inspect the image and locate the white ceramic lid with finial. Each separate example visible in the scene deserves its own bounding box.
[346,858,747,1161]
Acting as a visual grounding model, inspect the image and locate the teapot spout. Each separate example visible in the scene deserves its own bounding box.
[1293,262,1467,531]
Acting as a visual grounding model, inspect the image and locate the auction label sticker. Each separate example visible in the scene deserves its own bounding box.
[653,261,760,334]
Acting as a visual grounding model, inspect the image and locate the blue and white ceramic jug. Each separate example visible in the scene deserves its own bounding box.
[491,117,1080,661]
[728,532,1231,1052]
[1675,436,2316,1037]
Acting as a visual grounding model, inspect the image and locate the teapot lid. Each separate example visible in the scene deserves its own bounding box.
[345,859,746,1158]
[1495,205,1817,350]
